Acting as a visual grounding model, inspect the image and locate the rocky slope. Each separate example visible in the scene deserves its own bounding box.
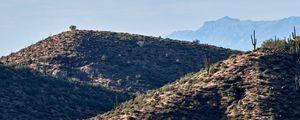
[0,63,129,120]
[94,38,300,120]
[0,30,238,94]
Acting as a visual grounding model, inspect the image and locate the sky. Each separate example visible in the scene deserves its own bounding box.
[1,0,300,56]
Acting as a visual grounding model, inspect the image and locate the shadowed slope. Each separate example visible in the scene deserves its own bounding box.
[0,64,129,120]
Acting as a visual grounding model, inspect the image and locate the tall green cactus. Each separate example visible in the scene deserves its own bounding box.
[114,95,118,108]
[274,36,277,45]
[40,58,47,76]
[203,54,210,75]
[274,36,281,49]
[288,35,292,43]
[295,73,300,90]
[292,26,297,40]
[251,30,257,50]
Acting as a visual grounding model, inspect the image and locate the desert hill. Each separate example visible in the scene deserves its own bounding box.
[0,30,238,94]
[94,37,300,120]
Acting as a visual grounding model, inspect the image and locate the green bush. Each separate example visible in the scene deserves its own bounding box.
[261,39,287,51]
[69,25,77,31]
[136,41,145,47]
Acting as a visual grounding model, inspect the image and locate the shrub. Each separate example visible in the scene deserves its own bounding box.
[101,55,107,61]
[69,25,77,31]
[192,39,200,44]
[136,41,145,47]
[261,39,287,51]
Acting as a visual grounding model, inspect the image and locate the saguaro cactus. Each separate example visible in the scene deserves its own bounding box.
[40,57,47,76]
[295,73,300,90]
[274,36,277,45]
[115,95,118,107]
[288,35,293,43]
[203,54,210,75]
[292,26,297,40]
[251,30,257,50]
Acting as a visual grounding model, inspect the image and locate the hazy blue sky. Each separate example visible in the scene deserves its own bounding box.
[1,0,300,56]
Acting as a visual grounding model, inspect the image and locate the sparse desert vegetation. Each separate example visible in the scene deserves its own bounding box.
[92,35,300,120]
[0,30,238,119]
[1,1,300,119]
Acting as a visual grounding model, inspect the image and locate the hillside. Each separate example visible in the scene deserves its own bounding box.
[166,16,300,50]
[0,63,129,120]
[94,38,300,119]
[0,30,238,94]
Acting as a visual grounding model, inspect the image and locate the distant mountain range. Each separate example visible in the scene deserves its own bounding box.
[166,16,300,50]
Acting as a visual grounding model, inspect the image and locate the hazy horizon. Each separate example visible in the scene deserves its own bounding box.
[1,0,300,56]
